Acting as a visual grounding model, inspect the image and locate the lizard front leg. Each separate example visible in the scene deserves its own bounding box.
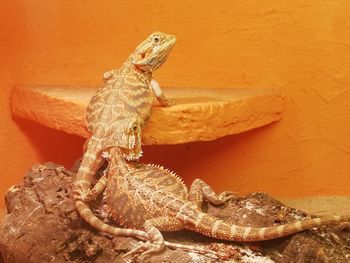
[74,156,105,201]
[188,179,237,208]
[81,173,108,202]
[102,69,118,83]
[79,150,111,201]
[150,79,174,106]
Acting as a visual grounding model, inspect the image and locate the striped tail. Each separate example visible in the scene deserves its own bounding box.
[73,136,105,201]
[75,200,148,240]
[188,212,349,242]
[73,136,148,240]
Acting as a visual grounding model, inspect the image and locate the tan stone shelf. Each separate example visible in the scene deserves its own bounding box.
[11,86,284,145]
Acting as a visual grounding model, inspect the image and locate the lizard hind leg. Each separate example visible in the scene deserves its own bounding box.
[123,216,228,261]
[123,217,184,260]
[188,179,237,207]
[81,173,108,202]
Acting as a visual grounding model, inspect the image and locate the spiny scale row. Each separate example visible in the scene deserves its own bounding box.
[146,163,183,180]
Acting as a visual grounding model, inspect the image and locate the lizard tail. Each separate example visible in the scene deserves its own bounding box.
[187,212,349,242]
[75,200,149,240]
[73,136,105,201]
[73,137,148,240]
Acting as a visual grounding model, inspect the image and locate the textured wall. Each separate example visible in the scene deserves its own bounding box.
[1,1,350,207]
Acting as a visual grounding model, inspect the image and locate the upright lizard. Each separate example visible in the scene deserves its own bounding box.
[74,32,176,232]
[85,147,350,260]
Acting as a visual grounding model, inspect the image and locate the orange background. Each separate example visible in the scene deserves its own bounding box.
[1,1,350,208]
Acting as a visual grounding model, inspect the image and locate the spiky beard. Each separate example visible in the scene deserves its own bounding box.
[120,134,142,161]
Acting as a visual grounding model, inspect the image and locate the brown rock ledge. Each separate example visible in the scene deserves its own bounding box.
[1,163,349,263]
[11,86,284,145]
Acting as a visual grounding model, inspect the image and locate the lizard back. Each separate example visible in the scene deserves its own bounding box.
[86,72,153,135]
[105,161,188,229]
[104,148,350,243]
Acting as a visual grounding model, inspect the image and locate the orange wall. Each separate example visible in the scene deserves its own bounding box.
[1,0,350,208]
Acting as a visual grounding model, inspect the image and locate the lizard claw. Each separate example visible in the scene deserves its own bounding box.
[156,93,175,107]
[103,69,116,83]
[122,241,148,260]
[218,191,237,203]
[122,241,163,261]
[73,188,93,202]
[81,192,94,202]
[160,98,175,107]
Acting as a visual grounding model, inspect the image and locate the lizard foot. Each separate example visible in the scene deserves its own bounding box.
[122,241,163,261]
[164,241,226,259]
[122,240,226,261]
[161,98,175,107]
[217,191,238,203]
[72,188,93,202]
[80,192,95,202]
[209,243,241,260]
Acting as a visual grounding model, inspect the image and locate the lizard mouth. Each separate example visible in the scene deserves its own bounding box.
[119,134,142,161]
[120,149,142,161]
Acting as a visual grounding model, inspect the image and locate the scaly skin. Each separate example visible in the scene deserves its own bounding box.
[74,120,150,240]
[74,139,222,259]
[74,32,176,233]
[92,147,349,260]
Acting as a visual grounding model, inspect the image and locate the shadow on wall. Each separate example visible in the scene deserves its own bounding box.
[141,124,279,191]
[13,117,85,169]
[12,115,274,171]
[12,114,280,196]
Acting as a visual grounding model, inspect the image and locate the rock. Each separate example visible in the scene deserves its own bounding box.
[0,163,349,263]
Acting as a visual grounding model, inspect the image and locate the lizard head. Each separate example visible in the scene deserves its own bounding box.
[112,118,142,161]
[132,32,176,73]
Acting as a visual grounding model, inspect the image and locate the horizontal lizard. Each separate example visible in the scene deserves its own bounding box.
[74,32,176,218]
[74,123,222,259]
[85,147,350,260]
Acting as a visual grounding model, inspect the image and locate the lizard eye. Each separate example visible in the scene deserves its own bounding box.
[132,125,138,132]
[140,52,146,59]
[153,36,160,44]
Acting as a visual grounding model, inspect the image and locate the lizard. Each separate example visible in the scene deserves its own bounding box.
[74,122,224,259]
[88,146,350,260]
[73,32,176,220]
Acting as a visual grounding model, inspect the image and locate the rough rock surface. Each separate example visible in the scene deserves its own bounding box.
[0,163,349,263]
[11,86,284,144]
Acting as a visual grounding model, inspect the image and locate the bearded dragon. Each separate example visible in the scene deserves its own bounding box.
[85,147,349,260]
[73,32,176,225]
[73,122,222,259]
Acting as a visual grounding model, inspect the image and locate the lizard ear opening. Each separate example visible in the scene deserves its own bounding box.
[132,53,151,72]
[133,52,153,68]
